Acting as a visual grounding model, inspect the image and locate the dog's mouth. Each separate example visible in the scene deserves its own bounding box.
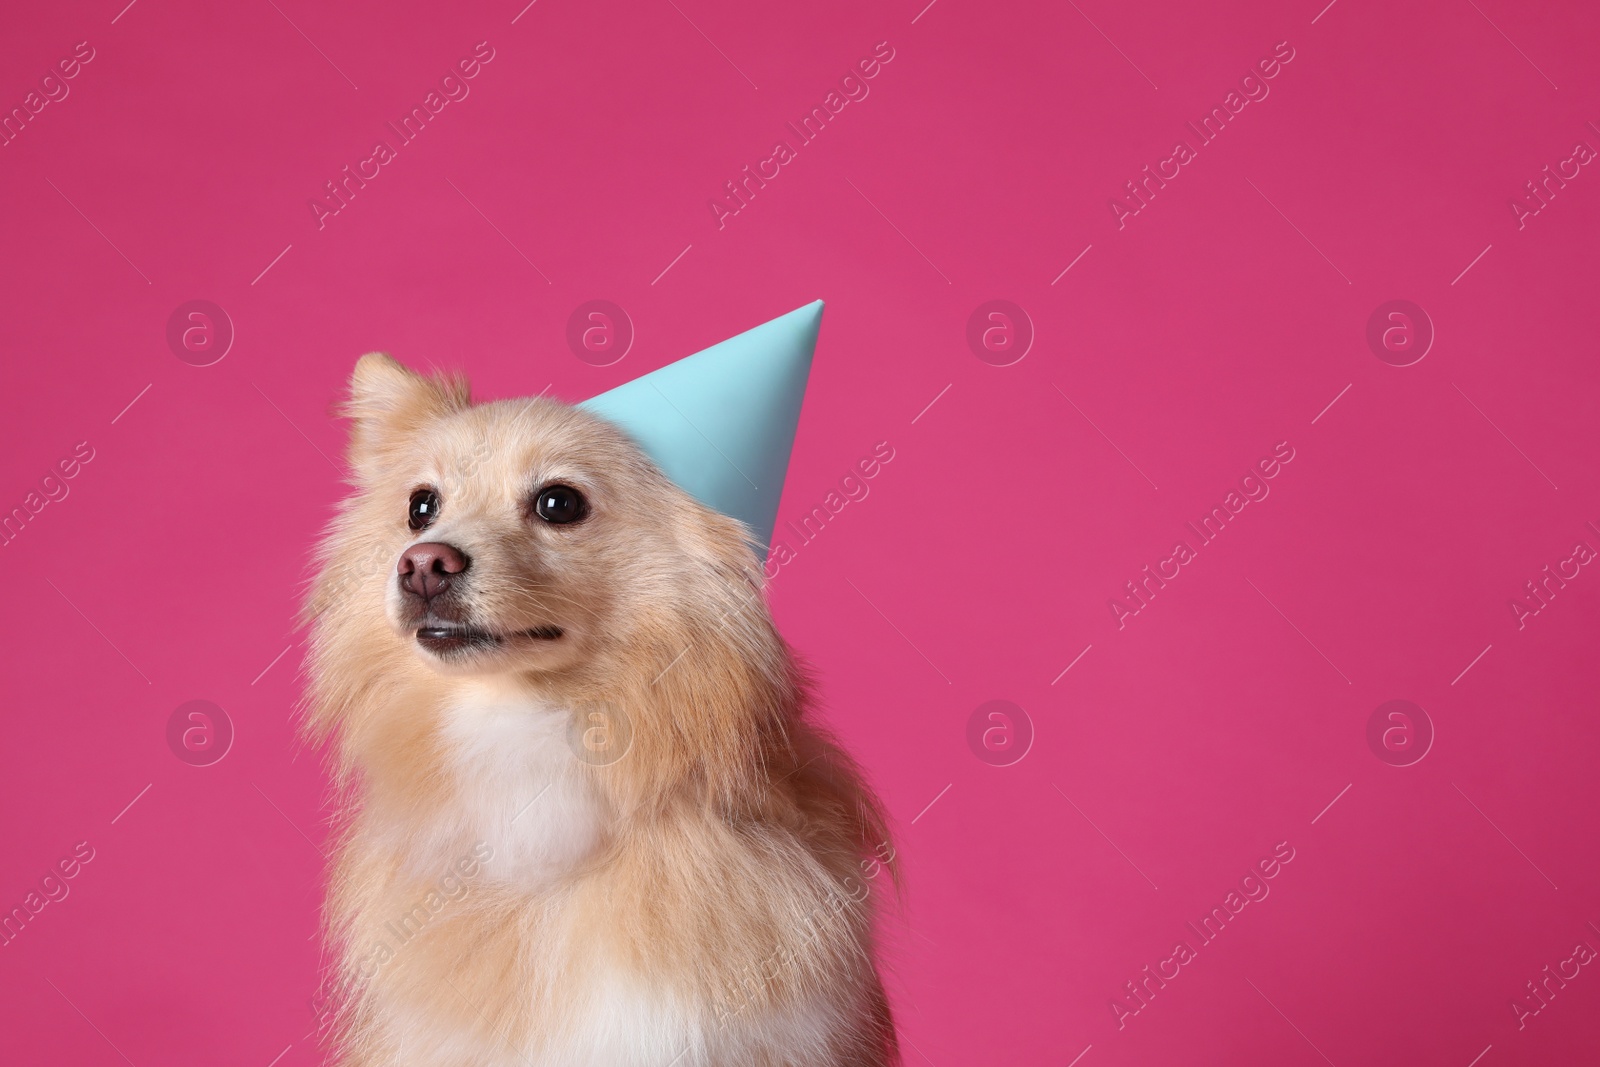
[414,624,564,653]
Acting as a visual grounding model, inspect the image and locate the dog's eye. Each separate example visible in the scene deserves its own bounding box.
[533,484,586,525]
[408,489,440,531]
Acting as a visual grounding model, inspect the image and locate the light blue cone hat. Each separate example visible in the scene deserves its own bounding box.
[579,300,823,550]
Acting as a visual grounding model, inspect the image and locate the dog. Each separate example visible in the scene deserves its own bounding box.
[302,354,898,1066]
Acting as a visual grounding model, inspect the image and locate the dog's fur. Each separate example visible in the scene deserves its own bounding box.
[302,355,897,1066]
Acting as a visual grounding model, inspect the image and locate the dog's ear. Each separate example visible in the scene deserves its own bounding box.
[342,353,469,472]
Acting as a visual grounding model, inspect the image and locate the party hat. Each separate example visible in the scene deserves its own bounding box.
[579,300,823,550]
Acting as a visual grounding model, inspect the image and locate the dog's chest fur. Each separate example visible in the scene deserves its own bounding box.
[422,682,606,887]
[360,686,844,1066]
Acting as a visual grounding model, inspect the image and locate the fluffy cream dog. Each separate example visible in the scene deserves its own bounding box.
[303,355,897,1066]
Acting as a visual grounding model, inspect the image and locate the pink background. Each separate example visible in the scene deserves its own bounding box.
[3,0,1599,1064]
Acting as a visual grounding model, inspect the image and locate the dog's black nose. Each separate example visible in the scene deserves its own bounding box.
[397,542,469,600]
